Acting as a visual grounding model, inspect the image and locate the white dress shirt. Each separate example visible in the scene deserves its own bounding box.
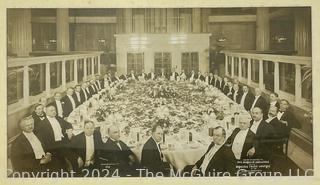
[233,90,238,102]
[47,116,64,141]
[277,111,285,120]
[85,135,95,162]
[250,95,261,111]
[55,100,63,118]
[23,132,46,159]
[200,143,222,174]
[250,119,262,134]
[75,92,81,102]
[67,95,76,110]
[110,138,122,150]
[232,129,249,159]
[82,88,88,100]
[240,92,248,107]
[151,73,155,79]
[270,101,277,106]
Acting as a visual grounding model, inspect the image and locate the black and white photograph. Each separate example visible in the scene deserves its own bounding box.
[2,0,319,181]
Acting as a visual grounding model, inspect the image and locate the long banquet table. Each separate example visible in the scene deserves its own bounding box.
[67,80,251,170]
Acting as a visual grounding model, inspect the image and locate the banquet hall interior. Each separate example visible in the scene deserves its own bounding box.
[7,7,313,176]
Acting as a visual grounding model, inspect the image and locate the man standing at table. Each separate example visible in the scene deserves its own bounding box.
[141,123,170,174]
[186,126,236,176]
[250,88,268,117]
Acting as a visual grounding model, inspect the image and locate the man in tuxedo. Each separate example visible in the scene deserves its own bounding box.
[141,123,170,174]
[147,69,156,80]
[189,70,196,81]
[221,77,229,94]
[73,85,83,106]
[227,116,255,160]
[89,80,98,95]
[180,69,187,81]
[267,92,280,113]
[250,88,268,117]
[170,68,179,81]
[158,68,168,80]
[208,73,214,86]
[85,81,94,97]
[69,120,102,176]
[139,70,147,81]
[277,99,301,137]
[31,103,46,134]
[188,126,236,176]
[80,83,90,101]
[11,116,64,175]
[247,107,274,162]
[51,92,65,118]
[62,88,77,118]
[129,70,138,80]
[239,85,253,111]
[214,75,222,89]
[100,125,140,176]
[37,105,73,166]
[230,83,242,104]
[265,106,288,156]
[113,72,121,82]
[196,71,205,81]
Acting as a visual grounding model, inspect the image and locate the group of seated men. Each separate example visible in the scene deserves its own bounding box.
[10,70,302,177]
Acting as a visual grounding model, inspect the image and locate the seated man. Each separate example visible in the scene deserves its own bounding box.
[250,88,268,118]
[185,126,236,176]
[226,116,255,160]
[69,120,102,176]
[10,116,63,176]
[37,105,74,166]
[277,99,301,137]
[141,123,170,174]
[31,103,46,134]
[100,125,140,176]
[247,107,274,163]
[62,87,77,118]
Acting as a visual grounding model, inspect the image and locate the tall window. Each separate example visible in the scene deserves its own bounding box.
[127,53,144,74]
[154,52,172,75]
[181,52,199,75]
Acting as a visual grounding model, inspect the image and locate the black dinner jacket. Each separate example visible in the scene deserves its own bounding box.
[80,88,89,102]
[94,80,101,91]
[239,92,254,111]
[37,116,72,152]
[196,74,205,81]
[147,72,156,80]
[100,138,135,167]
[61,95,75,118]
[250,119,274,159]
[278,110,301,133]
[214,79,221,89]
[73,91,82,107]
[31,112,46,134]
[222,84,230,95]
[141,137,165,172]
[208,76,215,86]
[170,72,179,80]
[267,117,288,148]
[10,133,45,172]
[195,143,237,176]
[69,131,102,167]
[50,100,66,118]
[89,84,98,95]
[251,96,268,116]
[231,90,243,104]
[226,128,255,159]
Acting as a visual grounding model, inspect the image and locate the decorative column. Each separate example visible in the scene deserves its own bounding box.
[231,56,235,77]
[83,58,87,81]
[274,62,279,93]
[295,64,302,104]
[259,59,264,89]
[56,8,70,52]
[61,60,66,89]
[238,58,242,79]
[247,58,252,85]
[45,63,51,96]
[294,8,311,56]
[91,57,95,75]
[74,59,78,84]
[256,8,270,51]
[97,55,101,75]
[9,9,32,57]
[167,8,175,33]
[23,65,30,105]
[192,8,201,33]
[225,55,229,76]
[124,8,132,33]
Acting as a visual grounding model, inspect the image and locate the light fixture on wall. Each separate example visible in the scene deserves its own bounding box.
[273,35,288,43]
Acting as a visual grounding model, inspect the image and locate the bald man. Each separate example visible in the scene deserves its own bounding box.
[100,125,140,176]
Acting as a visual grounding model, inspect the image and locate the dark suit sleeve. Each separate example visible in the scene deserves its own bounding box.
[223,147,237,175]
